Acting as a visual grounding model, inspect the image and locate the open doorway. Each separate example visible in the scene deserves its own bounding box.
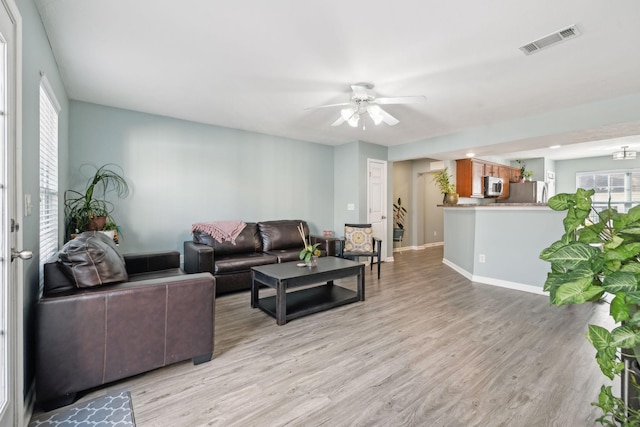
[418,172,444,245]
[392,160,445,251]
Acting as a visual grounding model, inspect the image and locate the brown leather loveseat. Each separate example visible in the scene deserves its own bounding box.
[184,220,336,295]
[36,232,216,411]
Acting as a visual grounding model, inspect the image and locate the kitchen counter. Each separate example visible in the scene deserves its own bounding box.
[438,203,548,207]
[442,204,563,295]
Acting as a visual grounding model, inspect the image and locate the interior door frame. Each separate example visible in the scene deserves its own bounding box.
[366,159,388,261]
[0,0,22,425]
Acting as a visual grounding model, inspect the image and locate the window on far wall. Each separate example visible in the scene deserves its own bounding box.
[39,77,60,293]
[577,170,640,221]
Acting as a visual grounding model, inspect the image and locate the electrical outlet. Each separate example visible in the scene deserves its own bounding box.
[433,231,437,236]
[347,203,355,211]
[479,254,485,263]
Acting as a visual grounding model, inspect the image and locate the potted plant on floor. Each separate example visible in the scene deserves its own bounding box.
[64,164,130,241]
[393,197,407,243]
[433,167,458,205]
[540,188,640,425]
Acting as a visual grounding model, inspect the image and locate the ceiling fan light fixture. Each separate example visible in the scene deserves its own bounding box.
[367,104,383,125]
[347,113,359,127]
[613,146,637,160]
[340,107,354,121]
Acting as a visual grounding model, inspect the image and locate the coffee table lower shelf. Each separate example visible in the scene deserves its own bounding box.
[255,284,359,323]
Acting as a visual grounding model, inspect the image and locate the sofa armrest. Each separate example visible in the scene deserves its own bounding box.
[310,235,339,257]
[124,251,180,275]
[184,241,214,274]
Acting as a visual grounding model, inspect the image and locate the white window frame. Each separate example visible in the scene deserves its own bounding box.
[577,169,640,218]
[39,75,60,293]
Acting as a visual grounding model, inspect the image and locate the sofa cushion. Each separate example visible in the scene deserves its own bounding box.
[259,220,307,252]
[43,262,76,295]
[214,253,278,274]
[124,251,180,275]
[264,248,302,263]
[193,222,261,255]
[58,231,128,288]
[344,226,374,253]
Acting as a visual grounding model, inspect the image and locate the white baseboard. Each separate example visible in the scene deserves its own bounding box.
[393,241,443,253]
[389,242,444,262]
[442,258,472,280]
[442,258,548,297]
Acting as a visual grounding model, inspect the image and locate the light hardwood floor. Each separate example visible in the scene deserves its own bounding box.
[44,246,615,426]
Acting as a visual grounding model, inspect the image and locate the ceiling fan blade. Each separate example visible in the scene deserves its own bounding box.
[374,96,427,105]
[331,116,345,127]
[351,84,370,99]
[304,102,350,110]
[380,108,399,126]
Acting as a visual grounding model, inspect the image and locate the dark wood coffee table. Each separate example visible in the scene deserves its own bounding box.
[251,257,365,325]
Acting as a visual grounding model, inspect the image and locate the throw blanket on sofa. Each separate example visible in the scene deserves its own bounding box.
[192,221,247,244]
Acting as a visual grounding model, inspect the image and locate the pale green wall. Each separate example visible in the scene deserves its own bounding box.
[412,159,446,246]
[69,101,335,254]
[17,0,70,397]
[555,155,640,194]
[443,207,565,288]
[472,209,565,286]
[333,141,359,233]
[526,158,545,182]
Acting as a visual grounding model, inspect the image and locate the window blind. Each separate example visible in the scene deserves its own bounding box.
[39,80,59,292]
[577,169,640,221]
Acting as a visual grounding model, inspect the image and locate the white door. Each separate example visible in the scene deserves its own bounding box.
[0,1,23,426]
[367,159,387,261]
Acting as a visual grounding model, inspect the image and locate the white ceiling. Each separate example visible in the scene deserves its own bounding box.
[34,0,640,161]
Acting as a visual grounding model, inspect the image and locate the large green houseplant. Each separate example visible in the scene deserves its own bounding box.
[64,164,130,240]
[540,188,640,425]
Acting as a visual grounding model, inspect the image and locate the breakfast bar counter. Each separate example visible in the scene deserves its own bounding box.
[441,204,565,295]
[437,202,548,207]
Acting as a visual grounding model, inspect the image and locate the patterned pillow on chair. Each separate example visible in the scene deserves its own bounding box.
[344,226,373,253]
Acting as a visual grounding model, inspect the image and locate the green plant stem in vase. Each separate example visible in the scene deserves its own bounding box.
[297,222,320,264]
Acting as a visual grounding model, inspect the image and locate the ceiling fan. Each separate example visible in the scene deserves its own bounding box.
[307,83,426,128]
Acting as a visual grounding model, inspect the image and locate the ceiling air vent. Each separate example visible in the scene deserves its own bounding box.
[519,25,581,55]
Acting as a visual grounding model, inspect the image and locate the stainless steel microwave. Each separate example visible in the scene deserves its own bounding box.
[484,176,503,197]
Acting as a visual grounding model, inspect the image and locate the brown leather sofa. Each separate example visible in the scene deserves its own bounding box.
[37,249,216,411]
[184,220,337,295]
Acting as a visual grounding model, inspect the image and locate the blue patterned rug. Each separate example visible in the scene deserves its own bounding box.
[29,391,136,427]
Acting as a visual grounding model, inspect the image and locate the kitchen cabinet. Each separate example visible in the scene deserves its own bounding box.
[497,166,511,199]
[456,158,485,197]
[456,159,519,199]
[510,168,521,183]
[484,163,497,177]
